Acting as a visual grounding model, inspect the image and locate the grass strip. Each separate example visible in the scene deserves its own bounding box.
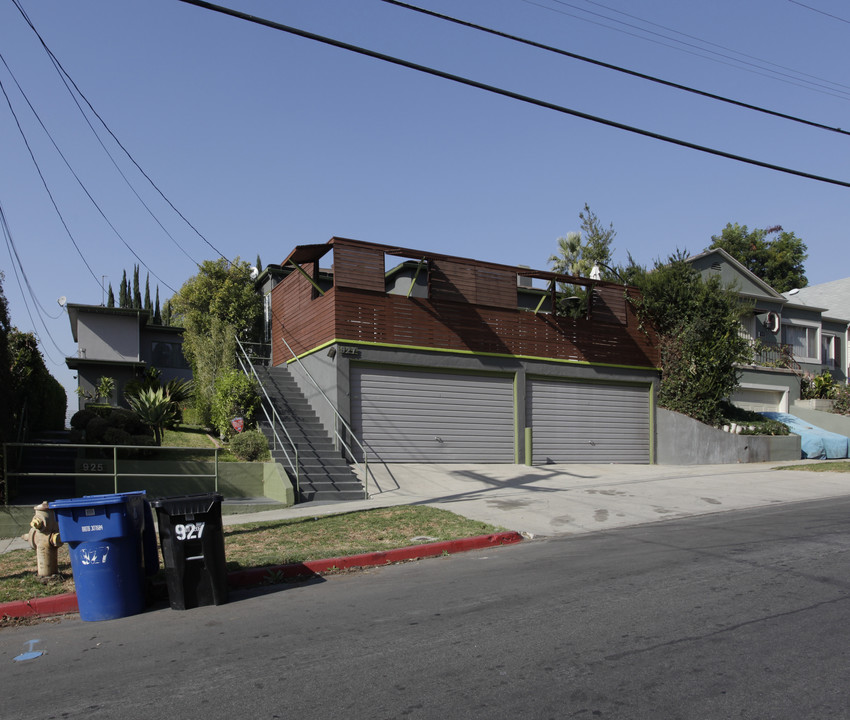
[0,506,502,605]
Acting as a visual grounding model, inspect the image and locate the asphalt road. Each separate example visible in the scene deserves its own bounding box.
[4,496,850,719]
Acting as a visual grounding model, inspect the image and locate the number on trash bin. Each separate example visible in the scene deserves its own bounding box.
[174,522,205,541]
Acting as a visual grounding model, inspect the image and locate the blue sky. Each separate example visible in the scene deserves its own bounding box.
[2,0,849,413]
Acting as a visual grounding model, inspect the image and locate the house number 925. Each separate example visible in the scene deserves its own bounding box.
[174,522,205,541]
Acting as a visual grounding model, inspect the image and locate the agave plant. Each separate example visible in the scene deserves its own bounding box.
[125,387,177,445]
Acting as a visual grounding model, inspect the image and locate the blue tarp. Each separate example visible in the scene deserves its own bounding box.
[761,412,850,459]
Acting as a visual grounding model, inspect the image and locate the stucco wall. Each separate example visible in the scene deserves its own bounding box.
[789,402,850,438]
[657,408,801,464]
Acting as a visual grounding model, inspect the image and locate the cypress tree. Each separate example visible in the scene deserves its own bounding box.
[107,283,115,308]
[154,288,162,325]
[119,270,128,308]
[133,265,141,309]
[144,273,152,312]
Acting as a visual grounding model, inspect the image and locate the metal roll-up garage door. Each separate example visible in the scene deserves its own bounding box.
[527,379,650,463]
[352,367,515,462]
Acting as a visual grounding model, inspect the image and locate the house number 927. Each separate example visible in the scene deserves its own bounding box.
[174,522,205,541]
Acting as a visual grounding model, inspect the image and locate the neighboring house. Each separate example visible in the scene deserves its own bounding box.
[268,237,661,465]
[686,249,849,413]
[65,304,191,411]
[782,277,850,382]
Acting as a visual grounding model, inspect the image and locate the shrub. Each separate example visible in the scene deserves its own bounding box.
[229,429,270,461]
[211,369,261,438]
[833,384,850,416]
[85,416,110,443]
[801,370,838,400]
[103,427,131,446]
[70,409,96,430]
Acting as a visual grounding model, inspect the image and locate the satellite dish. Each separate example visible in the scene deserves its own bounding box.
[57,296,67,307]
[249,267,259,280]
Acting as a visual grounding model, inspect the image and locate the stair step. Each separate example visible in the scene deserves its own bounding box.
[254,362,364,504]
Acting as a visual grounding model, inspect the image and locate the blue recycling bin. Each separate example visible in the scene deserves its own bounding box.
[84,491,159,577]
[49,494,146,622]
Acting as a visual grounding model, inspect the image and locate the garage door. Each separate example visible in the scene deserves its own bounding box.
[351,367,515,462]
[527,379,650,463]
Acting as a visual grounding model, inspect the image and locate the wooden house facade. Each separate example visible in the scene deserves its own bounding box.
[269,237,661,465]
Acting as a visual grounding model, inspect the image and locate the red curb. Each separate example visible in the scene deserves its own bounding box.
[227,531,524,588]
[1,532,524,620]
[1,592,79,620]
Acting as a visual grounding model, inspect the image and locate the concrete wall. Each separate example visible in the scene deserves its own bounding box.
[73,461,294,505]
[657,408,801,464]
[789,402,850,438]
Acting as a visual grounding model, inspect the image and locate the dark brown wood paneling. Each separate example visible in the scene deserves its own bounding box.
[273,238,660,369]
[271,263,336,363]
[333,245,385,292]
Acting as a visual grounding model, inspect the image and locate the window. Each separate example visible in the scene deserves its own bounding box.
[151,341,190,370]
[781,323,819,362]
[822,334,842,370]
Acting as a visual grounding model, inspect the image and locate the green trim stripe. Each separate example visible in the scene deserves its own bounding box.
[286,338,660,372]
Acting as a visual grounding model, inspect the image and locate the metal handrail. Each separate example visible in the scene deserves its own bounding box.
[2,442,221,504]
[235,336,300,495]
[277,332,372,498]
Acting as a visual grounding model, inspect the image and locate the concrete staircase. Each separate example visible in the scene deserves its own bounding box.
[253,365,365,502]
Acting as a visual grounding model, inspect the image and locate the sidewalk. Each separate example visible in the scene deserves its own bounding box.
[3,462,849,619]
[221,460,850,538]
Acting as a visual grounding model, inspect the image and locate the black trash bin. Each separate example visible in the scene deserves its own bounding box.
[151,493,228,610]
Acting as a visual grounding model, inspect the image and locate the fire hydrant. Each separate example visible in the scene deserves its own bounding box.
[23,502,63,577]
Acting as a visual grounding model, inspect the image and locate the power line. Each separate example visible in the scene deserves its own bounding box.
[788,0,850,25]
[0,199,68,363]
[0,73,102,290]
[579,0,850,93]
[535,0,850,97]
[381,0,850,137]
[178,0,850,189]
[0,50,178,295]
[10,0,230,266]
[521,0,850,102]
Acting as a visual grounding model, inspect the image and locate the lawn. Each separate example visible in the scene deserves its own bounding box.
[0,506,503,606]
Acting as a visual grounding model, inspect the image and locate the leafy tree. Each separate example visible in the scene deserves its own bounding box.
[549,204,617,280]
[0,272,14,493]
[627,251,752,425]
[211,368,261,438]
[9,330,66,433]
[709,223,808,293]
[549,205,619,317]
[169,258,263,425]
[578,203,616,277]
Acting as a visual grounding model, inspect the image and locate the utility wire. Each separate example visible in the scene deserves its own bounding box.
[0,50,177,294]
[538,0,850,97]
[381,0,850,136]
[788,0,850,25]
[580,0,850,93]
[0,74,102,289]
[178,0,850,189]
[10,0,230,265]
[0,199,68,363]
[521,0,850,102]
